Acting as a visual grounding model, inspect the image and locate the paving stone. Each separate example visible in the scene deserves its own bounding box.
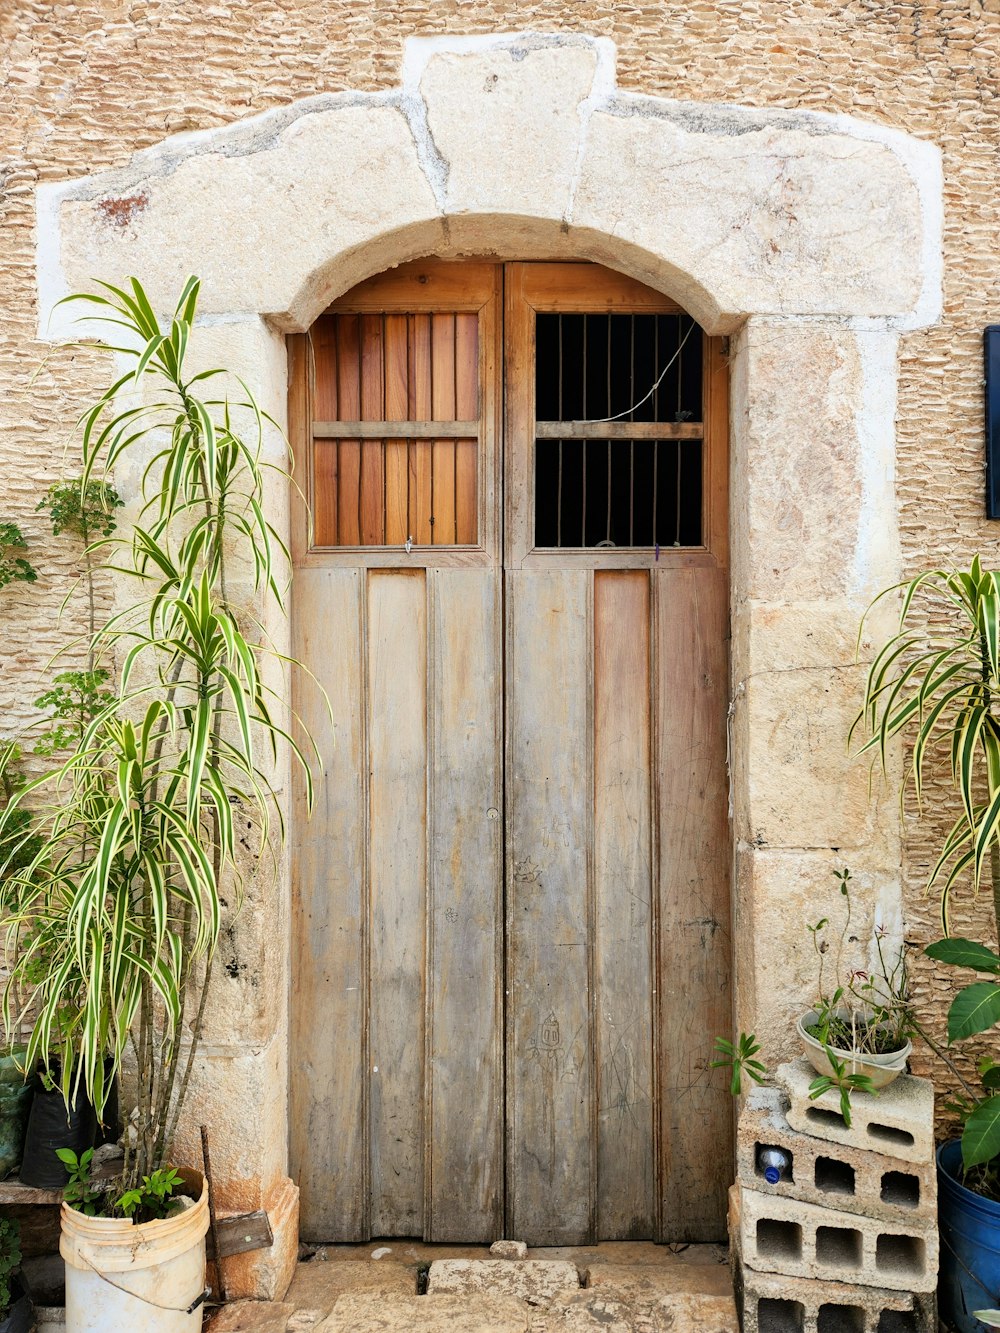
[207,1300,296,1332]
[584,1260,732,1301]
[427,1258,581,1307]
[539,1286,737,1331]
[738,1084,937,1225]
[316,1291,532,1331]
[732,1204,935,1333]
[778,1059,935,1165]
[287,1312,327,1330]
[283,1257,416,1316]
[492,1239,529,1259]
[733,1183,937,1292]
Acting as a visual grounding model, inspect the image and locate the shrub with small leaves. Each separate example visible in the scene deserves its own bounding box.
[37,478,122,540]
[0,524,36,591]
[0,1216,20,1315]
[33,670,114,757]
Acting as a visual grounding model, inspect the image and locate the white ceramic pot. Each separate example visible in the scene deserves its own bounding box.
[797,1010,910,1090]
[60,1168,209,1333]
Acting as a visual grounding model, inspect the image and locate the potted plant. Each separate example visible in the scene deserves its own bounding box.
[856,558,1000,1331]
[0,1219,32,1333]
[0,276,314,1332]
[797,867,913,1089]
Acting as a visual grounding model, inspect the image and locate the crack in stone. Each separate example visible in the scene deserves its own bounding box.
[400,91,449,214]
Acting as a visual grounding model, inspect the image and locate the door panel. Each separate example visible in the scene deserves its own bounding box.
[426,568,504,1240]
[655,564,732,1240]
[594,570,655,1240]
[505,568,594,1245]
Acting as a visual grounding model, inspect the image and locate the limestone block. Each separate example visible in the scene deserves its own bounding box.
[285,1257,417,1315]
[729,323,901,604]
[173,1037,289,1212]
[207,1300,295,1332]
[731,850,904,1065]
[546,1286,738,1331]
[316,1292,531,1332]
[417,36,608,220]
[779,1058,935,1165]
[736,1184,937,1291]
[731,595,900,677]
[426,1258,580,1307]
[490,1240,528,1259]
[738,1085,937,1226]
[48,99,442,328]
[573,108,930,325]
[734,664,898,850]
[220,1177,300,1303]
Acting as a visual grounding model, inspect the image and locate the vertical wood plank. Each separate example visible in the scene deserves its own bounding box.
[654,564,732,1242]
[384,315,410,545]
[290,567,368,1239]
[455,314,479,545]
[593,570,655,1239]
[410,315,433,544]
[359,314,385,545]
[337,316,361,546]
[368,570,428,1236]
[310,321,339,547]
[506,567,594,1244]
[426,569,503,1240]
[431,314,457,544]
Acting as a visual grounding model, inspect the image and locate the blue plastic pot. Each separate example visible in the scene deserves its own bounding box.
[938,1139,1000,1332]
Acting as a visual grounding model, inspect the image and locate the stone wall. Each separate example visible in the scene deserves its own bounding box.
[1,0,996,1244]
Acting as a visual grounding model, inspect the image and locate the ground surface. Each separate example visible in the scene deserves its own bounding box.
[203,1241,737,1331]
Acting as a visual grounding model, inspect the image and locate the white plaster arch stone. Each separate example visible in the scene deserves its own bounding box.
[37,31,941,339]
[32,32,942,1299]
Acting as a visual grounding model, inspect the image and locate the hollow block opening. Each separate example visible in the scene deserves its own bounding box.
[756,1218,803,1264]
[876,1232,926,1277]
[815,1225,863,1270]
[818,1305,864,1333]
[815,1155,855,1196]
[880,1170,920,1208]
[758,1297,805,1333]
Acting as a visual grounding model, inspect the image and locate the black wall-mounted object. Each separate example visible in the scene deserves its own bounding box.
[986,326,1000,519]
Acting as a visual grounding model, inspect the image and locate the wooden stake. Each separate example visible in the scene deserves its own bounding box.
[201,1124,228,1304]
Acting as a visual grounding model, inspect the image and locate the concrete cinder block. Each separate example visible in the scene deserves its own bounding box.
[738,1085,937,1225]
[735,1184,937,1292]
[778,1059,935,1165]
[730,1189,936,1333]
[735,1252,935,1331]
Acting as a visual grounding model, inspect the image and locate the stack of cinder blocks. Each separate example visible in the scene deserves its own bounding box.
[730,1057,938,1333]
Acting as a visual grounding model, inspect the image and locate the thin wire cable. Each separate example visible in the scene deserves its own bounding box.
[586,318,696,423]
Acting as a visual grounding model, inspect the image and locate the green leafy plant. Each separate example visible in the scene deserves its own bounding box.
[33,670,114,757]
[0,524,36,590]
[856,558,1000,1192]
[57,1147,182,1223]
[805,867,912,1057]
[807,1049,877,1129]
[711,1031,768,1096]
[37,479,122,542]
[0,1217,20,1315]
[56,1147,103,1216]
[0,275,316,1199]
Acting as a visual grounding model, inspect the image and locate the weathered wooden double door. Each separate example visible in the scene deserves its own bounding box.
[289,261,732,1245]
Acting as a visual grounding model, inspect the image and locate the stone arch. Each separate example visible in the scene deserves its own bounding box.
[34,30,942,1298]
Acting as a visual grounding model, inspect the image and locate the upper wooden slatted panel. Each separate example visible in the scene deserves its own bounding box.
[304,262,500,558]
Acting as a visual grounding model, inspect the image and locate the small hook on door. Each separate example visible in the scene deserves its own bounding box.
[405,535,413,554]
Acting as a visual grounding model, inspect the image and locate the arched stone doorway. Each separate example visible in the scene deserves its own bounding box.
[35,30,941,1295]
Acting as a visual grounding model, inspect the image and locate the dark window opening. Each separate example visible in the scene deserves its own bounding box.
[534,312,704,549]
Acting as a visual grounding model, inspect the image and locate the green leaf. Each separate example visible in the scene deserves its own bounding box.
[963,1096,1000,1169]
[926,937,1000,972]
[948,982,1000,1043]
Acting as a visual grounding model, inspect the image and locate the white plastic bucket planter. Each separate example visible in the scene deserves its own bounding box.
[797,1010,910,1090]
[60,1169,209,1333]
